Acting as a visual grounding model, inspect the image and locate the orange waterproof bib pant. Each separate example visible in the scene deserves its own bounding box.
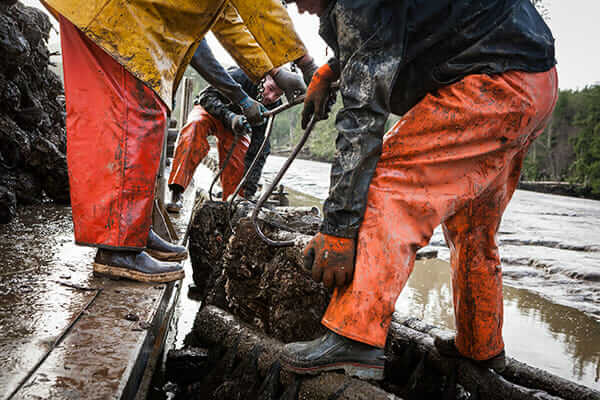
[60,17,168,251]
[168,105,250,200]
[322,68,558,360]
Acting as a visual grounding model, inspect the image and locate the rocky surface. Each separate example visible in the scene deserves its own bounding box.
[0,1,68,223]
[188,198,329,343]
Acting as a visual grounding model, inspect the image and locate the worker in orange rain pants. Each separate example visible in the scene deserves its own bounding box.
[168,106,250,206]
[279,0,557,380]
[166,69,284,213]
[41,0,316,283]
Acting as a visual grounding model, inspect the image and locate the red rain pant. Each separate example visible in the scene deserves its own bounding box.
[322,69,558,360]
[168,105,250,200]
[60,17,168,250]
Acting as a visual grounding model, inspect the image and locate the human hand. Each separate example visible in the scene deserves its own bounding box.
[301,63,338,129]
[295,54,319,85]
[229,114,252,137]
[239,96,266,126]
[270,67,307,103]
[303,232,356,288]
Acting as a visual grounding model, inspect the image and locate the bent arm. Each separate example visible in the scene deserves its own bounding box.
[190,39,249,104]
[197,88,238,132]
[211,4,274,83]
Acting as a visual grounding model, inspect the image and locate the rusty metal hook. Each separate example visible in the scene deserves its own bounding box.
[251,116,318,247]
[225,94,308,228]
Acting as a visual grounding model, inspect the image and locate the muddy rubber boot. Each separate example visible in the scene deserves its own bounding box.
[146,228,188,262]
[280,330,385,381]
[166,186,183,213]
[434,335,506,372]
[93,249,184,283]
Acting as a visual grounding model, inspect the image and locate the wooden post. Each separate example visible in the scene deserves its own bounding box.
[178,77,195,130]
[152,77,194,242]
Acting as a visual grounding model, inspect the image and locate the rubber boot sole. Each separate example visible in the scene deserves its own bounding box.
[146,248,188,262]
[281,360,384,381]
[93,263,184,283]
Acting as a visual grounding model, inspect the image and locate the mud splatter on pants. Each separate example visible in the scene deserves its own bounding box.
[168,105,250,200]
[60,17,168,250]
[322,68,558,360]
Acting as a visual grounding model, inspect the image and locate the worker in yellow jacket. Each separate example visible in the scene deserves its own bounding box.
[41,0,316,283]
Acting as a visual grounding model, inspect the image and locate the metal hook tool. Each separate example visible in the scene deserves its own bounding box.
[250,116,318,247]
[223,83,337,246]
[248,83,339,246]
[224,94,307,229]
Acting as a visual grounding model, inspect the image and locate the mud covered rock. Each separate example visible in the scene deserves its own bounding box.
[179,306,599,400]
[0,185,16,223]
[166,348,210,386]
[222,217,329,343]
[188,200,232,307]
[188,199,329,343]
[0,2,67,223]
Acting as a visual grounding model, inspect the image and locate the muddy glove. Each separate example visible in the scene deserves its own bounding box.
[303,232,356,288]
[227,113,252,138]
[239,96,266,126]
[295,54,319,85]
[270,67,306,103]
[301,63,338,129]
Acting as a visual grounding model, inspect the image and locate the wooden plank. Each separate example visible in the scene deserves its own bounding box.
[10,277,180,400]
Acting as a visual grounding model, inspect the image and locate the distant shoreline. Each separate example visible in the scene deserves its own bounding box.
[517,181,600,201]
[271,151,600,201]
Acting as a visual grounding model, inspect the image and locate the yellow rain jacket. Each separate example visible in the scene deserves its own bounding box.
[43,0,306,108]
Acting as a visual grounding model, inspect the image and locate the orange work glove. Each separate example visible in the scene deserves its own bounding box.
[303,232,356,288]
[301,63,338,129]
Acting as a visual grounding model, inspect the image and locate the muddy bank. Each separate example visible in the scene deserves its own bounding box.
[0,1,67,223]
[518,181,600,201]
[167,191,600,399]
[170,305,599,400]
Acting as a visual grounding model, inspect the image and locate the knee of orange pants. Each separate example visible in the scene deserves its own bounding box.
[168,105,250,198]
[168,106,214,190]
[321,68,558,350]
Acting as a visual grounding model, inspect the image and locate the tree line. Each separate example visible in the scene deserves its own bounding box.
[268,86,600,196]
[177,66,600,197]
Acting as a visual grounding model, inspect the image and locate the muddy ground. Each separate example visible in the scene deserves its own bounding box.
[0,1,68,223]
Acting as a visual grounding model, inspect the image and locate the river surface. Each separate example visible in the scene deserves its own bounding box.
[260,155,600,389]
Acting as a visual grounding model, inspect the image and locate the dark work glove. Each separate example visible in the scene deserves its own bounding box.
[270,67,306,103]
[227,113,252,137]
[301,63,338,129]
[303,232,356,288]
[239,96,266,126]
[296,55,319,85]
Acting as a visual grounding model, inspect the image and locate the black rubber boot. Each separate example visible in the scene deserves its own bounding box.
[280,330,385,380]
[146,228,188,261]
[93,249,184,283]
[166,185,183,213]
[434,335,506,372]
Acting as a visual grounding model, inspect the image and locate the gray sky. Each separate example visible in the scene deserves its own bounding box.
[21,0,600,90]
